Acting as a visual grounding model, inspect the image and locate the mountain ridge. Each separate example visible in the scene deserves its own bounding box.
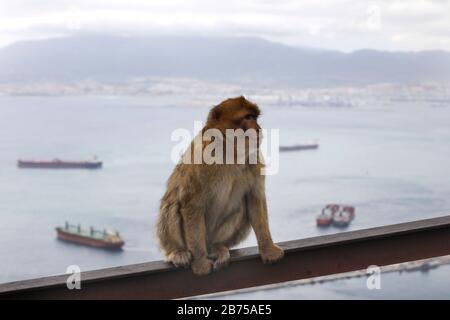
[1,35,449,86]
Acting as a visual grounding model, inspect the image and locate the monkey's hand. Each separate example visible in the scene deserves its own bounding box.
[209,246,230,271]
[259,244,284,264]
[191,257,214,276]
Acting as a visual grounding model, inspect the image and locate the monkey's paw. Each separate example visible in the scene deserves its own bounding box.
[191,257,214,276]
[260,244,284,264]
[167,250,192,268]
[209,246,230,271]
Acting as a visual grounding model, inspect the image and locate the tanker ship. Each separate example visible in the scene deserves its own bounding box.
[279,143,319,152]
[18,158,102,169]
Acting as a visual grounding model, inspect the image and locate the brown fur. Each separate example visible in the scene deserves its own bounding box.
[157,96,284,275]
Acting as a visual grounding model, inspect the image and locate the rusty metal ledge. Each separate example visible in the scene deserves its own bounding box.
[1,215,450,299]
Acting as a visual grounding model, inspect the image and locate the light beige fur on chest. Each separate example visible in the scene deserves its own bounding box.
[205,166,257,234]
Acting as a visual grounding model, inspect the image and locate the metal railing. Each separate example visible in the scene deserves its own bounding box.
[1,215,449,299]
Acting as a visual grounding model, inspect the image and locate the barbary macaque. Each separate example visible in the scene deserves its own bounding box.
[157,96,284,275]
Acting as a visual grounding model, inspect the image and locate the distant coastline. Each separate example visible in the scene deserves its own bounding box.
[1,79,449,109]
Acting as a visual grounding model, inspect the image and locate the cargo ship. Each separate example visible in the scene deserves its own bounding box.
[316,204,355,228]
[332,205,355,228]
[18,158,102,169]
[316,204,340,227]
[56,222,124,250]
[279,143,319,152]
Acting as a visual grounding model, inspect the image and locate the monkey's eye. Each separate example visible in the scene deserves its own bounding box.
[244,114,256,121]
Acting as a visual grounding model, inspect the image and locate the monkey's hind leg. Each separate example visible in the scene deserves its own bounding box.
[166,250,192,268]
[161,223,192,267]
[157,202,192,268]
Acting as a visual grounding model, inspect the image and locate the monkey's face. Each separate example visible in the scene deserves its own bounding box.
[211,96,261,131]
[236,112,261,132]
[207,96,262,151]
[238,111,262,159]
[205,97,262,164]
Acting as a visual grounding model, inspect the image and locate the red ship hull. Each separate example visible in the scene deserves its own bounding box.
[18,160,102,169]
[56,229,124,250]
[316,217,332,226]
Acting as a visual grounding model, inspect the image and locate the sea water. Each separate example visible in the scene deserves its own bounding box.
[0,95,449,298]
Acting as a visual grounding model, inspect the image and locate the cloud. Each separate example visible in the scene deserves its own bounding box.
[0,0,449,51]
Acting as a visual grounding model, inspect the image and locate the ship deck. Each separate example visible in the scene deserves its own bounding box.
[57,226,109,241]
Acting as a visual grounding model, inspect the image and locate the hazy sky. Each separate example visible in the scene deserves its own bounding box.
[0,0,449,51]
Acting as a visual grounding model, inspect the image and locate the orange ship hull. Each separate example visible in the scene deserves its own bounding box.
[56,228,124,250]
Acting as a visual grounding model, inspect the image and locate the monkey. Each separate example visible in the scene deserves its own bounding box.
[157,96,284,276]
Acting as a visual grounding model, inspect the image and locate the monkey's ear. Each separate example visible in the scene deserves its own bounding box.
[208,107,221,122]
